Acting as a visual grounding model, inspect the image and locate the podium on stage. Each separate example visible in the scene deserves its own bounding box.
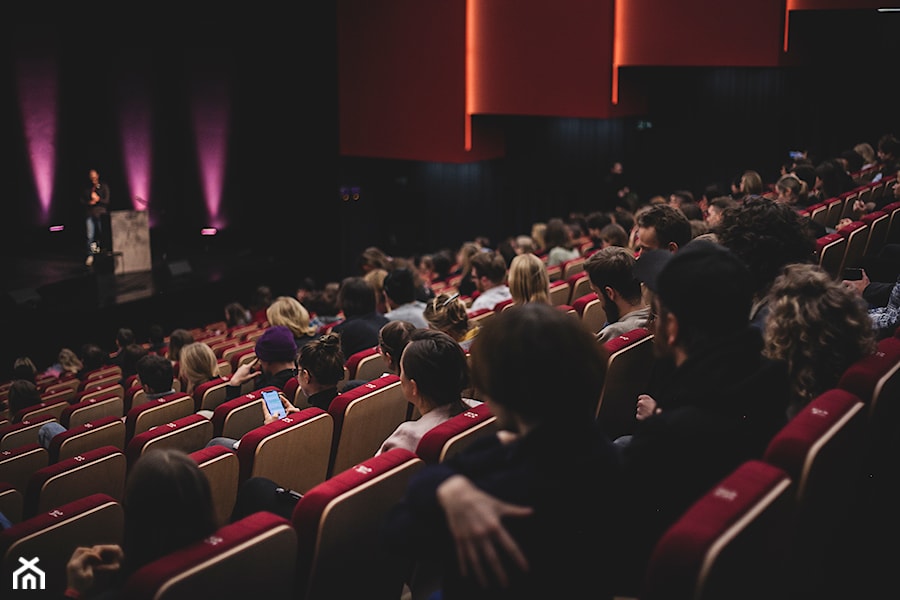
[109,210,152,274]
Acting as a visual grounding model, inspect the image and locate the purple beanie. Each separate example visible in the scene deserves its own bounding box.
[254,326,297,362]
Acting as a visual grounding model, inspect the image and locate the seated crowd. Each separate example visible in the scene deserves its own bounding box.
[1,136,899,599]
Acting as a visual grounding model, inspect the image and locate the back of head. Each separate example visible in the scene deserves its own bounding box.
[740,170,764,195]
[178,342,220,389]
[791,164,817,191]
[854,142,876,165]
[544,218,572,249]
[298,333,345,386]
[8,379,41,417]
[123,448,216,573]
[584,246,641,303]
[508,253,550,305]
[58,348,83,374]
[116,328,136,348]
[12,357,37,382]
[599,223,628,248]
[224,302,251,327]
[636,204,692,250]
[378,320,418,374]
[401,329,469,406]
[305,287,339,318]
[253,325,298,364]
[470,251,507,285]
[764,263,876,403]
[430,250,454,281]
[266,296,315,338]
[716,197,815,299]
[655,240,753,351]
[137,354,174,394]
[383,268,417,305]
[586,211,613,233]
[121,344,149,378]
[423,293,470,340]
[166,329,195,362]
[338,276,376,318]
[470,303,607,423]
[80,343,107,373]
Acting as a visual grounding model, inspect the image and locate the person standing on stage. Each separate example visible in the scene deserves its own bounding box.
[81,168,110,266]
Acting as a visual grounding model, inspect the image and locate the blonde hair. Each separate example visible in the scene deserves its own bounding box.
[266,296,316,338]
[58,348,83,374]
[854,142,876,165]
[424,293,471,341]
[530,223,547,253]
[508,253,550,305]
[178,342,220,394]
[763,263,876,412]
[775,174,808,205]
[740,170,764,195]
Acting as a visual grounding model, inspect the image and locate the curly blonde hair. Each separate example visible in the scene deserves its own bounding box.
[763,263,876,412]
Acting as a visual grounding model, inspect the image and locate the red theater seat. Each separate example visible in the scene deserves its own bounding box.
[415,402,497,464]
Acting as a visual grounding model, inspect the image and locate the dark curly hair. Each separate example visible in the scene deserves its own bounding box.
[716,197,816,299]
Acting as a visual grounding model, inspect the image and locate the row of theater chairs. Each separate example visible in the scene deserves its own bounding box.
[815,199,900,279]
[617,325,900,600]
[0,408,501,599]
[6,325,897,598]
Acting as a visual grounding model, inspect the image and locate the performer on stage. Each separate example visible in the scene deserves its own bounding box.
[81,168,110,266]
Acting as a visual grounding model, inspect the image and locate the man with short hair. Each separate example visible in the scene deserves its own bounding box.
[135,353,177,399]
[634,203,692,253]
[383,268,429,328]
[583,247,651,342]
[469,252,512,312]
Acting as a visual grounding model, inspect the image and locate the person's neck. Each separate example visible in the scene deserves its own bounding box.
[618,300,646,319]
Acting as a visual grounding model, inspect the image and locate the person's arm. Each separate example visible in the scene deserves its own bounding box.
[65,544,123,598]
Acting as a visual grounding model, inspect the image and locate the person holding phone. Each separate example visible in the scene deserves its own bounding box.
[223,325,298,401]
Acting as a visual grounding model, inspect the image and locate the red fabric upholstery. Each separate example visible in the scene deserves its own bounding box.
[493,298,514,312]
[236,406,330,483]
[121,511,296,600]
[416,403,494,464]
[60,391,122,427]
[191,376,230,411]
[603,327,652,353]
[124,392,192,441]
[345,346,379,380]
[125,414,213,467]
[641,460,792,600]
[572,292,599,316]
[48,415,124,463]
[13,399,68,423]
[210,386,278,438]
[0,413,56,445]
[291,448,421,598]
[328,375,400,444]
[837,335,900,406]
[24,445,126,518]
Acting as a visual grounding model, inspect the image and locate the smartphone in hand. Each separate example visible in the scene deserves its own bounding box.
[842,267,863,281]
[262,389,286,419]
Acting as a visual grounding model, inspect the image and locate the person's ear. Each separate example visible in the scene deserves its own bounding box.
[603,286,617,302]
[665,312,679,347]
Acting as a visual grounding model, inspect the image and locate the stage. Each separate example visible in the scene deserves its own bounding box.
[0,245,295,376]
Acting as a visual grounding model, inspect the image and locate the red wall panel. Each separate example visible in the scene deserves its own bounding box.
[470,0,623,118]
[616,0,784,67]
[338,0,503,163]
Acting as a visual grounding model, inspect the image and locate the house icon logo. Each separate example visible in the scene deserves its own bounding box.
[12,556,46,590]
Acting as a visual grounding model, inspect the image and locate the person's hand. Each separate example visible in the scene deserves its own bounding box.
[262,393,299,424]
[229,358,261,387]
[437,475,533,589]
[842,269,870,296]
[66,544,123,595]
[636,394,660,420]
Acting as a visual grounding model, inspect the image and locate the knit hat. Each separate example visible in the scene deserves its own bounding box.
[254,326,297,362]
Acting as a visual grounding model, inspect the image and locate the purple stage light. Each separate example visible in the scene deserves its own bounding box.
[49,225,65,232]
[16,54,58,222]
[190,59,231,231]
[201,227,217,236]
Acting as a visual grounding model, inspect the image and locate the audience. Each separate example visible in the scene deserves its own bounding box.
[332,276,390,357]
[544,217,580,267]
[7,379,42,422]
[296,333,345,410]
[507,253,551,306]
[423,292,480,352]
[468,251,512,312]
[178,341,222,397]
[382,303,624,600]
[634,203,692,253]
[583,246,652,341]
[383,268,429,329]
[224,325,298,401]
[266,295,320,351]
[763,263,877,419]
[375,329,479,456]
[63,448,218,598]
[165,329,195,366]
